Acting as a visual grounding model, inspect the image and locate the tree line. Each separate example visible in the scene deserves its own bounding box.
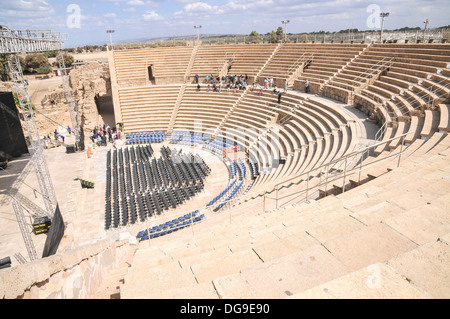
[0,52,74,80]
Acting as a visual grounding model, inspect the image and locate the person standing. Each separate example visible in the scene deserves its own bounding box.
[284,79,288,92]
[278,91,282,104]
[305,80,309,93]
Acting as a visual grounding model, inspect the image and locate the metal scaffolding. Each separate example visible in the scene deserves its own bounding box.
[1,25,79,261]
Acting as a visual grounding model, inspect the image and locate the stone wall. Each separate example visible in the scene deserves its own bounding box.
[294,79,322,94]
[36,62,112,131]
[0,239,132,299]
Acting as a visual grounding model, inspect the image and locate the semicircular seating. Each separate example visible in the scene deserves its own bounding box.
[110,42,449,207]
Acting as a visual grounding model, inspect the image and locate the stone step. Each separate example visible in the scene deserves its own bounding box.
[121,261,197,298]
[212,244,350,298]
[287,262,431,299]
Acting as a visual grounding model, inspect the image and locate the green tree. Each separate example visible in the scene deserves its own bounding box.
[62,53,74,67]
[25,53,50,72]
[42,50,58,58]
[0,54,8,81]
[276,26,284,42]
[248,31,260,44]
[37,64,52,74]
[269,31,278,43]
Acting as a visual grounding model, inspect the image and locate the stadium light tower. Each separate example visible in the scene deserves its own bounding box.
[106,29,115,49]
[194,25,202,42]
[379,12,389,43]
[281,20,290,43]
[423,18,430,41]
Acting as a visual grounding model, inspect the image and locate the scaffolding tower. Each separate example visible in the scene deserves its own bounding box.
[0,25,80,261]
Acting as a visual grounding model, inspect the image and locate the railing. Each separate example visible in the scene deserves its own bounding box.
[396,77,450,114]
[265,132,409,210]
[327,57,394,93]
[374,117,389,142]
[285,53,314,78]
[353,56,394,84]
[217,53,235,77]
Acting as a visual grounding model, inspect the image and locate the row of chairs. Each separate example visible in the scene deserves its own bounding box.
[161,146,211,183]
[203,137,241,154]
[213,181,244,212]
[126,131,166,144]
[170,131,211,146]
[136,210,202,239]
[105,145,210,229]
[106,182,206,229]
[139,214,205,240]
[229,161,237,179]
[206,179,237,207]
[241,180,255,197]
[248,158,259,180]
[236,158,246,180]
[105,150,113,229]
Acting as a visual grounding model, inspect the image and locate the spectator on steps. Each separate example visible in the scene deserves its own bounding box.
[305,80,309,93]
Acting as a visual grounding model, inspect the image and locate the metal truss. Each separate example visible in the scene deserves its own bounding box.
[0,25,75,261]
[12,200,38,261]
[57,51,82,150]
[0,25,65,54]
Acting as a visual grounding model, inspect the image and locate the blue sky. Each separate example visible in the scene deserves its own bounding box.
[0,0,449,47]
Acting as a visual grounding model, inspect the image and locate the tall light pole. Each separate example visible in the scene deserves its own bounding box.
[106,29,115,50]
[423,18,430,41]
[379,12,389,43]
[194,25,202,43]
[281,20,290,43]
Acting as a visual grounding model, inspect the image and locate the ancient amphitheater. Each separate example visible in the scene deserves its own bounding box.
[0,41,449,301]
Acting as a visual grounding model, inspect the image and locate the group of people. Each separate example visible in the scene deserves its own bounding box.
[43,125,71,148]
[89,124,121,147]
[196,73,250,93]
[193,72,310,105]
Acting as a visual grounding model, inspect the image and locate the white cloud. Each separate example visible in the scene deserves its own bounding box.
[104,13,117,18]
[127,0,145,5]
[123,7,137,12]
[182,2,225,16]
[0,0,55,18]
[142,10,162,21]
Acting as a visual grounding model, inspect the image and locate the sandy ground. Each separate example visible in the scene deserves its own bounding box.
[72,51,108,63]
[25,51,109,107]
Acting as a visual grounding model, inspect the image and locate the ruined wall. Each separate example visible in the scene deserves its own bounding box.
[36,62,111,134]
[0,239,132,299]
[67,62,112,129]
[0,62,111,138]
